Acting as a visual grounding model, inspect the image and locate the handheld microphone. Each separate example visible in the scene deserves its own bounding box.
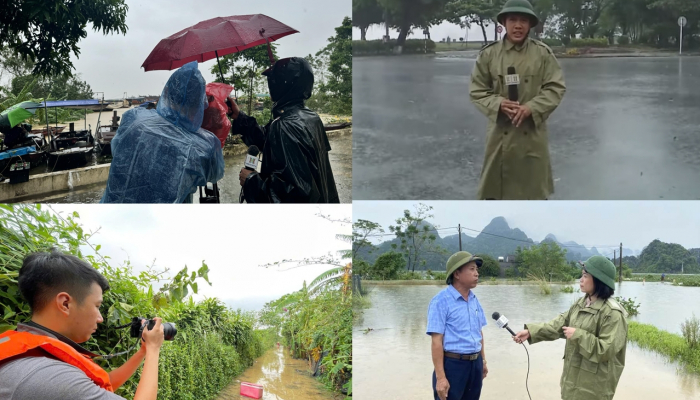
[244,145,260,171]
[506,66,519,102]
[492,312,517,336]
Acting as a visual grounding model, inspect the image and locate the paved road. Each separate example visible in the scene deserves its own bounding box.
[353,54,700,200]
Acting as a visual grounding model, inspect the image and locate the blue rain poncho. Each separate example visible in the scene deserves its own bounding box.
[101,61,225,203]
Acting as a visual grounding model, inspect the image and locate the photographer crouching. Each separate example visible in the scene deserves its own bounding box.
[228,57,340,203]
[0,250,168,400]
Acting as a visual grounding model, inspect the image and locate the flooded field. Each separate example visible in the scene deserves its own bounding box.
[216,346,340,400]
[353,282,700,399]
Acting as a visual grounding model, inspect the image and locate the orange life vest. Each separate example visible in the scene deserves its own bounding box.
[0,330,114,392]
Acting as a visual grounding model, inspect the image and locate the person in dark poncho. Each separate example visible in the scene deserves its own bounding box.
[228,57,340,203]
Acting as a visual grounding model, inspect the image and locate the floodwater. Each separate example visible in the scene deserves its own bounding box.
[215,346,338,400]
[24,133,352,203]
[353,282,700,399]
[353,55,700,200]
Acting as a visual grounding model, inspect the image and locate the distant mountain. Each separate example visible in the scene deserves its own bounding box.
[354,218,685,272]
[690,248,700,264]
[636,240,700,273]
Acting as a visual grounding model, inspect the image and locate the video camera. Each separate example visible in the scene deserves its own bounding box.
[128,317,177,341]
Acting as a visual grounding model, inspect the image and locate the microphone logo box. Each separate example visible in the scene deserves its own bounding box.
[244,155,259,170]
[505,74,520,86]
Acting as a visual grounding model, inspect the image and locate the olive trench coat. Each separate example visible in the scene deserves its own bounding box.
[469,37,566,200]
[526,296,628,400]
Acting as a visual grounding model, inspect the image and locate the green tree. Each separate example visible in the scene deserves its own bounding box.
[445,0,505,45]
[477,254,501,277]
[316,17,352,115]
[379,0,451,46]
[0,1,129,77]
[354,0,385,40]
[515,241,570,280]
[370,251,406,280]
[389,203,447,272]
[210,43,279,115]
[353,219,385,259]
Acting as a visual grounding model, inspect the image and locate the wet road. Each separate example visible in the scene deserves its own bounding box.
[353,54,700,200]
[353,283,700,399]
[27,134,352,203]
[216,346,339,400]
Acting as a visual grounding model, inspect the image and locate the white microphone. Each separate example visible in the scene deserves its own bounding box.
[492,312,517,336]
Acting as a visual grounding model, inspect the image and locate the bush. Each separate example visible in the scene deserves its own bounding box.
[681,314,700,349]
[569,38,609,48]
[618,35,630,45]
[397,270,424,280]
[505,268,517,278]
[616,296,640,316]
[477,254,501,277]
[352,39,436,56]
[541,38,563,47]
[369,252,405,280]
[560,286,574,293]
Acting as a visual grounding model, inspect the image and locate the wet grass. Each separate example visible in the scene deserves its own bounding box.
[628,321,700,374]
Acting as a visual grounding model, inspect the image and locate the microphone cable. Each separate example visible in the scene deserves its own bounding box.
[520,341,532,400]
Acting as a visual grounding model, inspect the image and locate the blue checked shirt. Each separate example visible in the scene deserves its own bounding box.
[426,285,487,354]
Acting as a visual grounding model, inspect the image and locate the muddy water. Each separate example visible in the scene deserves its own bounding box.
[216,346,338,400]
[353,283,700,399]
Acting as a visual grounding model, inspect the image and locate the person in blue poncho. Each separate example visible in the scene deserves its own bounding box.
[101,61,225,203]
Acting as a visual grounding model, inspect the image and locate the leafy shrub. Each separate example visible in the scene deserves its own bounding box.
[560,286,574,293]
[618,35,630,45]
[569,38,609,47]
[681,314,700,349]
[541,38,563,47]
[616,296,640,316]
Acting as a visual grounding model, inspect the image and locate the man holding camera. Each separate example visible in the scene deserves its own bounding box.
[0,250,164,400]
[227,57,340,203]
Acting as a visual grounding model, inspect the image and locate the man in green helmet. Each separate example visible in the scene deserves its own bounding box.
[426,251,488,400]
[470,0,566,200]
[513,256,628,400]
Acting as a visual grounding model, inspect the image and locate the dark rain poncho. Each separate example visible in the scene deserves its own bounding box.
[233,57,339,203]
[101,61,225,203]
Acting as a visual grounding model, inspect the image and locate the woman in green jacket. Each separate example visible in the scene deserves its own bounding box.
[513,256,628,400]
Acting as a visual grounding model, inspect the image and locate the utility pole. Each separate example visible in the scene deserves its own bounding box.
[458,224,462,251]
[619,243,623,283]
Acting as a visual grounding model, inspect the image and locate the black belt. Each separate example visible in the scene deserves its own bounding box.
[444,351,480,361]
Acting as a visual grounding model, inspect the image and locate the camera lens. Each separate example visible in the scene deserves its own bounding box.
[162,322,177,341]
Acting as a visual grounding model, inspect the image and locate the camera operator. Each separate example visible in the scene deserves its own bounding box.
[0,250,164,400]
[228,57,340,203]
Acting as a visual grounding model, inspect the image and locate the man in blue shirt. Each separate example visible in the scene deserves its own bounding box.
[427,251,488,400]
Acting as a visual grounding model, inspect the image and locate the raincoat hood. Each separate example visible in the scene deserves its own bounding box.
[263,57,314,106]
[156,61,209,132]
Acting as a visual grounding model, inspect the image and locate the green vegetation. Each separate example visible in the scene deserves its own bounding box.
[352,39,437,55]
[628,274,700,287]
[615,296,640,316]
[0,1,128,77]
[628,321,700,374]
[681,314,700,350]
[0,204,276,400]
[633,240,700,274]
[260,263,352,396]
[560,285,574,293]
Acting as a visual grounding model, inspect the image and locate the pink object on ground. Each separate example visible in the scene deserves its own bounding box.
[240,382,263,399]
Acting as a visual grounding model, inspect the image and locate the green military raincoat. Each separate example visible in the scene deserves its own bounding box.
[469,37,566,200]
[526,296,628,400]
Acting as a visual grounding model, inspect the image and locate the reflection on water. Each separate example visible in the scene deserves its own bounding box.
[353,283,700,400]
[216,346,338,400]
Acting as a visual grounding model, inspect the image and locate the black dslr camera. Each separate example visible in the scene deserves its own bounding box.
[129,317,177,341]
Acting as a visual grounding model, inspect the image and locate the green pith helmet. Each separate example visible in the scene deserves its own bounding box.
[497,0,539,28]
[582,255,617,290]
[445,251,483,284]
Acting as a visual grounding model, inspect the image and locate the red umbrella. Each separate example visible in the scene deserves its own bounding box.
[141,14,298,81]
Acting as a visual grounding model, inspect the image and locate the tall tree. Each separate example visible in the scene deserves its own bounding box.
[379,0,452,46]
[389,203,447,272]
[353,219,385,260]
[316,17,352,115]
[354,0,385,40]
[0,0,129,77]
[515,242,570,280]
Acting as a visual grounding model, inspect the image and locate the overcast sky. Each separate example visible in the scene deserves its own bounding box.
[48,205,351,312]
[59,0,349,99]
[353,201,700,255]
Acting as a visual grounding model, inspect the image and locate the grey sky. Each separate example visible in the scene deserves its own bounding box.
[64,0,350,99]
[353,201,700,255]
[48,204,351,312]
